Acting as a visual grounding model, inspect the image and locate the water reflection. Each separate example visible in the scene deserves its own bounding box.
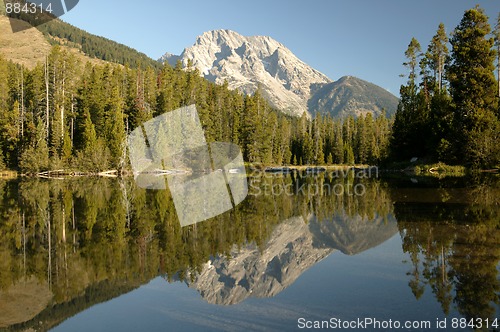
[182,213,398,305]
[390,175,500,323]
[0,173,498,331]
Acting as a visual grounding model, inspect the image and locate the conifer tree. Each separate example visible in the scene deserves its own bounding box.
[494,13,500,101]
[448,6,500,167]
[0,55,10,168]
[427,23,449,93]
[333,122,344,164]
[391,38,430,160]
[19,122,49,173]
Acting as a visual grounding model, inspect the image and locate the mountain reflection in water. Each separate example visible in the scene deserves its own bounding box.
[0,173,498,331]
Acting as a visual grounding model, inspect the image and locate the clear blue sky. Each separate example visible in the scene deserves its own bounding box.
[62,0,499,97]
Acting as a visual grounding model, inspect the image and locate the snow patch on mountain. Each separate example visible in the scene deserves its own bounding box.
[160,29,332,117]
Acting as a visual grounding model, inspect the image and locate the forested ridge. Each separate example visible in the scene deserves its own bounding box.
[1,3,159,69]
[0,48,392,173]
[0,5,499,173]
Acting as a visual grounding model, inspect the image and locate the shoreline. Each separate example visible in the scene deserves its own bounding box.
[1,163,498,180]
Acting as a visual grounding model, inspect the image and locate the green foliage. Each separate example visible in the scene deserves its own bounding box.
[10,11,159,69]
[344,144,355,164]
[1,39,394,174]
[448,7,500,167]
[0,173,498,329]
[326,153,333,165]
[391,6,500,168]
[426,23,449,92]
[394,176,500,321]
[19,122,49,173]
[448,6,498,116]
[495,13,500,106]
[404,38,422,83]
[414,163,467,177]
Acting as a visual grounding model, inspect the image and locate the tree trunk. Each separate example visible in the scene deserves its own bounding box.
[61,60,66,139]
[45,57,50,142]
[20,68,24,137]
[438,56,443,93]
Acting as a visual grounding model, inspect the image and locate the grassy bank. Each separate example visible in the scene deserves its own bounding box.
[414,163,467,177]
[0,170,18,179]
[380,161,477,178]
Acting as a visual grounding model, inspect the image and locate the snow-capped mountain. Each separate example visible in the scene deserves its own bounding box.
[160,30,398,118]
[160,29,331,117]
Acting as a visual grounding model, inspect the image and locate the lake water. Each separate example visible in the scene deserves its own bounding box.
[0,171,499,331]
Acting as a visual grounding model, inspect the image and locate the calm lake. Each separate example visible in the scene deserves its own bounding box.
[0,171,499,331]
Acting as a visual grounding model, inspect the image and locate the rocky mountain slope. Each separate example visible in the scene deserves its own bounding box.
[182,212,398,305]
[308,76,399,119]
[161,30,398,118]
[161,29,332,117]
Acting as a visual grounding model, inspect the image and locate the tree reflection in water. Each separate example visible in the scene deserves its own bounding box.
[0,173,498,330]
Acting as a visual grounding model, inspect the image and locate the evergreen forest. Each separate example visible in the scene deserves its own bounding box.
[0,6,499,173]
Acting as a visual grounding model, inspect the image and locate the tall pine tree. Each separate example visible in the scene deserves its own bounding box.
[448,6,500,167]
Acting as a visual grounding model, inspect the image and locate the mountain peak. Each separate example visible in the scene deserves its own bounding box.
[203,29,240,37]
[160,30,332,117]
[197,29,244,46]
[159,30,398,118]
[308,76,399,119]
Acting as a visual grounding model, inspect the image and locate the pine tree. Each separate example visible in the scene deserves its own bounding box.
[363,113,376,164]
[333,121,344,164]
[262,111,277,164]
[391,38,430,160]
[326,153,333,165]
[0,55,11,169]
[312,115,324,164]
[104,70,126,168]
[344,144,355,165]
[47,46,78,165]
[427,23,449,93]
[19,122,49,173]
[77,108,109,172]
[1,100,20,167]
[374,113,391,162]
[448,6,500,167]
[82,108,98,153]
[494,13,500,102]
[278,117,292,165]
[405,38,422,84]
[355,115,368,164]
[241,95,259,162]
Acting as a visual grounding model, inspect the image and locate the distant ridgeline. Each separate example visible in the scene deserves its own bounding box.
[1,4,160,69]
[38,20,161,69]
